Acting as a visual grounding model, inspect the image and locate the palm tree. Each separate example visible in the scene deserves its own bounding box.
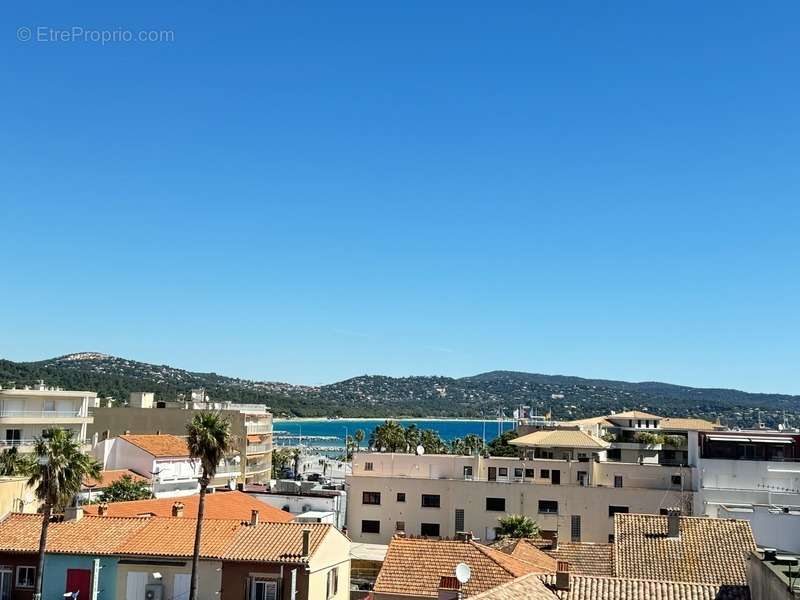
[420,429,447,454]
[353,429,365,453]
[0,447,34,476]
[404,424,421,452]
[186,412,232,600]
[369,421,406,452]
[463,433,485,456]
[29,428,102,600]
[497,514,539,539]
[449,437,466,455]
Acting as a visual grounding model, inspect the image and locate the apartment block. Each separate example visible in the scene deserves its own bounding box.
[89,392,273,484]
[0,383,94,453]
[347,451,692,544]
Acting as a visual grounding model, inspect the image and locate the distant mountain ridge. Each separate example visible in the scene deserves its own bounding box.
[0,353,797,427]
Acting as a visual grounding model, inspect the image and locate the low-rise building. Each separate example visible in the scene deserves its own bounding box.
[90,392,273,484]
[747,548,800,600]
[245,480,348,530]
[92,434,241,497]
[80,469,150,503]
[347,452,692,544]
[0,476,38,518]
[0,383,94,453]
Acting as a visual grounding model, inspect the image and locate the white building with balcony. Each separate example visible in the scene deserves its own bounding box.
[92,434,240,498]
[0,383,94,452]
[692,429,800,551]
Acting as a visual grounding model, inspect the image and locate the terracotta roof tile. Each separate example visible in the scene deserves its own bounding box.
[118,517,240,558]
[82,491,293,523]
[659,418,722,431]
[223,522,332,564]
[545,543,614,577]
[374,537,546,598]
[120,434,190,457]
[608,411,662,420]
[473,573,750,600]
[502,540,558,573]
[0,513,150,555]
[83,469,149,489]
[614,513,756,585]
[509,429,609,449]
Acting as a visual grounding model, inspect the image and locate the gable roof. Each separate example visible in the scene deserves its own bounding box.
[0,513,150,555]
[119,434,190,457]
[471,573,750,600]
[82,491,293,523]
[223,521,333,564]
[546,543,614,577]
[117,516,240,559]
[509,429,609,450]
[614,513,756,585]
[83,469,149,490]
[503,540,558,572]
[659,417,722,431]
[607,410,662,420]
[374,537,549,598]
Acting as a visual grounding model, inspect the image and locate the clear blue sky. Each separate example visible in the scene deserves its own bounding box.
[2,2,799,392]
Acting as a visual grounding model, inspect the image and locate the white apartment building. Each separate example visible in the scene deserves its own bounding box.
[692,429,800,551]
[0,383,94,452]
[346,447,692,545]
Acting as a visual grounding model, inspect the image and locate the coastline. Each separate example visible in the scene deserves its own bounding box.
[273,417,504,423]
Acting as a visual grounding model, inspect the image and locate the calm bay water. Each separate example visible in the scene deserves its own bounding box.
[273,418,514,451]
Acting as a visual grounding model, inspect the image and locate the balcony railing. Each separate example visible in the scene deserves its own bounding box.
[246,443,270,455]
[246,422,272,433]
[1,437,91,449]
[0,410,85,418]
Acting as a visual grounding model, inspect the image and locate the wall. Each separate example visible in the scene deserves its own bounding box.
[718,506,800,553]
[0,551,38,600]
[698,457,800,494]
[307,528,351,600]
[116,559,222,600]
[347,473,687,544]
[0,477,38,517]
[746,552,795,600]
[250,492,347,529]
[220,562,302,600]
[42,554,118,600]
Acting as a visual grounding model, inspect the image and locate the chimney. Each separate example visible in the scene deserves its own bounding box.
[250,509,259,527]
[555,561,570,591]
[64,505,84,522]
[437,576,461,600]
[667,508,681,538]
[301,528,311,558]
[455,531,473,542]
[97,502,109,516]
[171,502,185,518]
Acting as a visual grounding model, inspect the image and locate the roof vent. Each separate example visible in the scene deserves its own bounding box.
[764,548,778,562]
[666,508,681,538]
[437,576,461,600]
[97,502,109,516]
[171,502,185,518]
[250,509,259,527]
[455,531,473,542]
[301,528,311,558]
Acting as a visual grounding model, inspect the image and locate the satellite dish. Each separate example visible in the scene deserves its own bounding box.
[416,445,425,455]
[455,563,471,584]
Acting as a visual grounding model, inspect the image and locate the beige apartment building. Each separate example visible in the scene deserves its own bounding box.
[89,391,273,484]
[0,383,94,452]
[347,449,692,544]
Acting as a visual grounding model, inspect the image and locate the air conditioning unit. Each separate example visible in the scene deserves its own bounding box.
[145,584,164,600]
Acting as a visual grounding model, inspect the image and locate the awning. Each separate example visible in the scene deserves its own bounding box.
[707,435,795,444]
[247,434,262,443]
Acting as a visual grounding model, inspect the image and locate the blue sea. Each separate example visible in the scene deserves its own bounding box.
[273,418,514,452]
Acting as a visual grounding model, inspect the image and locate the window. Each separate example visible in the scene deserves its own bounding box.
[326,567,338,599]
[538,500,558,514]
[16,566,35,588]
[421,494,440,508]
[524,468,535,478]
[608,534,615,543]
[396,521,405,531]
[362,491,381,505]
[570,515,581,542]
[485,497,506,512]
[420,523,440,537]
[250,579,278,600]
[637,419,642,428]
[5,430,21,445]
[455,509,465,532]
[577,471,588,486]
[608,505,629,517]
[463,466,473,480]
[540,469,550,479]
[361,520,380,534]
[614,475,623,488]
[660,508,670,516]
[396,492,406,502]
[43,399,56,413]
[364,462,373,472]
[672,474,682,486]
[498,467,508,477]
[514,468,523,478]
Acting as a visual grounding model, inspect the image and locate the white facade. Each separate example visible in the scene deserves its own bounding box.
[249,489,347,529]
[0,385,94,452]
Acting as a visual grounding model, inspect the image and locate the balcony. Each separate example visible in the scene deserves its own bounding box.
[246,443,270,455]
[246,421,272,434]
[0,409,90,424]
[0,438,92,452]
[246,460,271,475]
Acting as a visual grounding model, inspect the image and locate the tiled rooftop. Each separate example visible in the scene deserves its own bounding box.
[82,490,293,522]
[546,543,614,577]
[472,573,750,600]
[118,516,240,558]
[374,536,549,598]
[119,434,190,457]
[83,469,149,489]
[510,429,610,449]
[614,513,756,585]
[223,522,331,563]
[659,417,721,431]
